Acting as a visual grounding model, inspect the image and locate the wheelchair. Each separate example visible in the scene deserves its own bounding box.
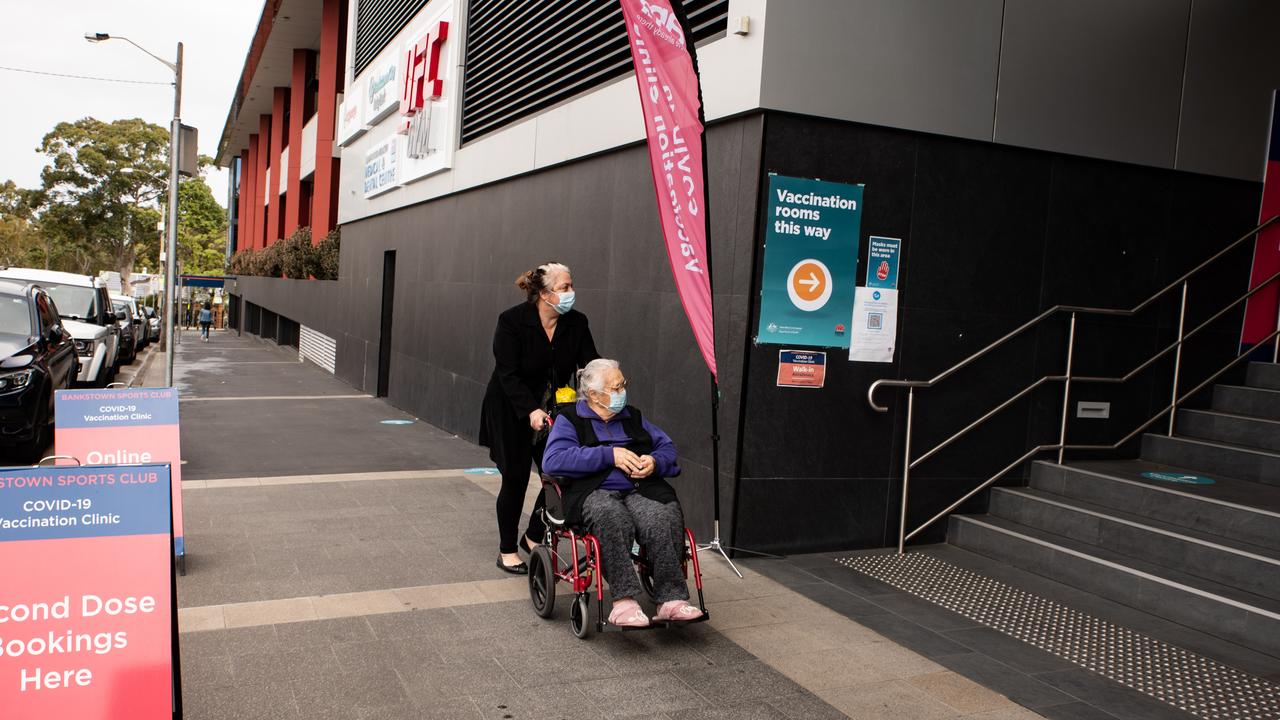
[526,474,709,638]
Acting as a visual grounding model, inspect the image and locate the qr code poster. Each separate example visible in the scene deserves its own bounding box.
[849,287,897,363]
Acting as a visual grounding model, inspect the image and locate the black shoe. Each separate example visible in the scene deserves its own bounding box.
[496,556,528,575]
[519,536,539,556]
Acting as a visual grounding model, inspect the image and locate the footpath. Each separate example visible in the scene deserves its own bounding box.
[157,329,1041,720]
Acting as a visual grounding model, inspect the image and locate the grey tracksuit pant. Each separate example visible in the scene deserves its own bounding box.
[582,489,689,603]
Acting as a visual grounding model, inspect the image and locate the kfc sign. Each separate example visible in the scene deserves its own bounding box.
[398,20,449,161]
[400,20,449,116]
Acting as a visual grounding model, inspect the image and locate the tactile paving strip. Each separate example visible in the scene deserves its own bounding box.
[840,552,1280,720]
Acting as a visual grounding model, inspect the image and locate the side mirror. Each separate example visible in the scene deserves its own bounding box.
[46,326,63,343]
[115,309,127,321]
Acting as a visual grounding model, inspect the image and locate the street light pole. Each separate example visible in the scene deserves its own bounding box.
[164,43,183,387]
[86,33,183,387]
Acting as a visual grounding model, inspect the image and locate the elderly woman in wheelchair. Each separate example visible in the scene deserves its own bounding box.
[536,358,706,631]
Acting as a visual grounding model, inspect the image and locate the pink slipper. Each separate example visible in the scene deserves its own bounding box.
[607,599,650,628]
[654,600,703,622]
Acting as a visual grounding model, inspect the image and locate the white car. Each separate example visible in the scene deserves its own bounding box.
[0,269,121,387]
[111,294,146,353]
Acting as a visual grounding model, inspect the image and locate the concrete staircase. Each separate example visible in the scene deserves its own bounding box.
[946,362,1280,661]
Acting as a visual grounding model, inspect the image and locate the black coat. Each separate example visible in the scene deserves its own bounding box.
[479,302,599,471]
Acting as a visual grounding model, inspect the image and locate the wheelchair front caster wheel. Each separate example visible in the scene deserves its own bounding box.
[570,593,590,638]
[528,545,555,618]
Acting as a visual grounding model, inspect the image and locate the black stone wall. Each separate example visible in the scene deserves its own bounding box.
[732,112,1262,554]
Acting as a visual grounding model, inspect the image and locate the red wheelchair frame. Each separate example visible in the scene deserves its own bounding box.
[527,474,708,638]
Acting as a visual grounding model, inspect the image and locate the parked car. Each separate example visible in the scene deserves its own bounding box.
[113,295,147,349]
[0,268,121,387]
[0,280,78,463]
[142,305,160,342]
[110,298,138,365]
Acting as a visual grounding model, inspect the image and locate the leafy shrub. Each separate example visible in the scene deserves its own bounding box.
[314,229,340,280]
[224,226,338,280]
[278,227,314,279]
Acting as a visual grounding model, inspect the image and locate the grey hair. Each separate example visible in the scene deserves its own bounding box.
[578,358,620,393]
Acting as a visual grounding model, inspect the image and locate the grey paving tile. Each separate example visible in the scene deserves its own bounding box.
[358,698,484,720]
[791,581,895,619]
[1033,668,1191,720]
[931,652,1076,709]
[498,646,620,688]
[179,625,279,658]
[941,627,1075,675]
[471,687,602,720]
[291,654,411,717]
[764,692,850,720]
[273,615,375,648]
[181,680,300,720]
[397,657,519,703]
[865,590,983,632]
[676,623,758,666]
[850,611,973,658]
[578,673,710,716]
[675,660,806,704]
[1035,702,1124,720]
[667,699,792,720]
[179,653,234,688]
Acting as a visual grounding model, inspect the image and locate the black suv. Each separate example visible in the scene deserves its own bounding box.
[0,280,77,463]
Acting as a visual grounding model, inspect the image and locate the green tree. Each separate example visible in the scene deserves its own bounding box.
[0,181,45,267]
[176,176,227,275]
[38,118,170,291]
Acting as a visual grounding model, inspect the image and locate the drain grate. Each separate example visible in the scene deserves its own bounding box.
[840,552,1280,720]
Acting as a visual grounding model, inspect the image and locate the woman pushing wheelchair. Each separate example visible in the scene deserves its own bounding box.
[541,358,705,628]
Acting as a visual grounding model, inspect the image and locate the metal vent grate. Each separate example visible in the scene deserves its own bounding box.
[840,553,1280,720]
[299,325,337,374]
[459,0,727,145]
[354,0,430,77]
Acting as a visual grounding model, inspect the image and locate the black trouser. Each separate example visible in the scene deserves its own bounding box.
[495,433,548,554]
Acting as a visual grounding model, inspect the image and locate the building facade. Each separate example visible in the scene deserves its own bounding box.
[217,0,1280,553]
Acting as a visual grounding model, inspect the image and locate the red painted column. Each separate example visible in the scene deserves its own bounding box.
[245,136,260,251]
[312,0,343,238]
[257,114,271,250]
[285,50,313,237]
[267,88,288,244]
[237,150,250,253]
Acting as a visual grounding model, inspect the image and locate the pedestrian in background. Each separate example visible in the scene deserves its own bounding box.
[480,262,599,574]
[198,301,212,342]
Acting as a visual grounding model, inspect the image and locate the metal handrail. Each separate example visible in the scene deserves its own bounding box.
[870,215,1280,553]
[902,324,1280,544]
[867,215,1279,412]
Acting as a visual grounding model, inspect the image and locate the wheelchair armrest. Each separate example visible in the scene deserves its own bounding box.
[539,474,568,527]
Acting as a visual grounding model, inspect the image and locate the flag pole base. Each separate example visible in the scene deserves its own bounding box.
[695,520,784,579]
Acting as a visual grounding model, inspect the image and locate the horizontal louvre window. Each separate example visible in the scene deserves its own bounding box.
[461,0,727,145]
[354,0,430,76]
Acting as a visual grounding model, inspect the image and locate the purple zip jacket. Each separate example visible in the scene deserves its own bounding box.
[542,400,681,490]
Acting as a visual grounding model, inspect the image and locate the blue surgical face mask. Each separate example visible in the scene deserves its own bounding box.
[606,389,627,413]
[548,290,575,315]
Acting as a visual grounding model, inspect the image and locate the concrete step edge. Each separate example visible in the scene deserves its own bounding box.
[993,487,1280,567]
[1034,460,1280,520]
[1178,408,1280,427]
[1146,433,1280,461]
[952,515,1280,622]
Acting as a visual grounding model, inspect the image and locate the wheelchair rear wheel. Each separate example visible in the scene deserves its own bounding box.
[528,545,556,618]
[570,593,590,638]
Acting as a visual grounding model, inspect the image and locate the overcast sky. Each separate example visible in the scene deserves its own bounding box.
[0,0,263,208]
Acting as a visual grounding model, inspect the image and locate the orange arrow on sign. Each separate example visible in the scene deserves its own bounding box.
[791,261,826,301]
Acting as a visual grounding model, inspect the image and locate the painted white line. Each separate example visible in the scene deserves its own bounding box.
[180,394,372,402]
[183,468,473,490]
[959,517,1280,621]
[1002,488,1280,566]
